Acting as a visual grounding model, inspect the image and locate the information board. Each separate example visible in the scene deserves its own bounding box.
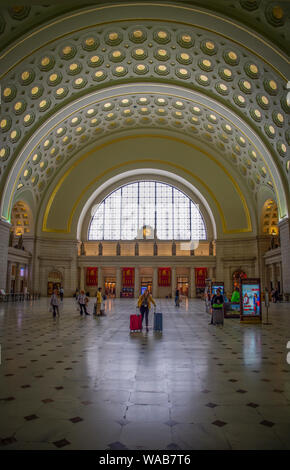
[211,282,224,297]
[240,278,262,323]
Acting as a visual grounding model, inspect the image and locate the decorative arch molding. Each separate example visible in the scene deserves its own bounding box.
[1,83,288,224]
[78,169,217,241]
[37,133,257,238]
[0,9,289,220]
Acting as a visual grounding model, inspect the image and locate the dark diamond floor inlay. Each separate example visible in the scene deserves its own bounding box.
[53,439,71,448]
[70,417,83,423]
[260,420,275,428]
[24,414,39,421]
[212,420,227,427]
[108,441,128,450]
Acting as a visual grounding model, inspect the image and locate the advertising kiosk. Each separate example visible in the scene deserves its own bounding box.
[224,301,241,318]
[240,278,262,324]
[205,281,225,315]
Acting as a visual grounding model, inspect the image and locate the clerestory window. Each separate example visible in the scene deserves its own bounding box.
[88,181,207,241]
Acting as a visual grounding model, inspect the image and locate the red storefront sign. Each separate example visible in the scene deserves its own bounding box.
[86,267,98,286]
[158,267,171,286]
[195,267,208,288]
[122,267,135,286]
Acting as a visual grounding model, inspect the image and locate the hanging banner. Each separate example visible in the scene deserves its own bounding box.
[122,267,135,286]
[195,267,208,288]
[86,267,98,286]
[158,267,171,286]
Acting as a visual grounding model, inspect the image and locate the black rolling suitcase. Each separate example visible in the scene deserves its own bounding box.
[154,312,163,332]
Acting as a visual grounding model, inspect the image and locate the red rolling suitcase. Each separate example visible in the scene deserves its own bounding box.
[130,311,142,332]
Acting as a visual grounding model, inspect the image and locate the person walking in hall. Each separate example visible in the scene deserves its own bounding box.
[59,286,64,301]
[94,287,103,316]
[209,287,224,325]
[78,290,90,316]
[138,289,156,332]
[175,288,180,307]
[50,289,60,319]
[272,287,279,303]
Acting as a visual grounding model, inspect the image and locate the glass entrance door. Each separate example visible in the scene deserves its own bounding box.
[177,277,189,296]
[105,278,116,297]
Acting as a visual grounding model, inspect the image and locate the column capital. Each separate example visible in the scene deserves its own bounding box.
[0,218,12,230]
[278,217,290,230]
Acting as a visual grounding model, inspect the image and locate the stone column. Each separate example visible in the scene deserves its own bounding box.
[190,266,196,298]
[280,262,283,294]
[209,266,214,279]
[153,267,158,298]
[116,267,121,298]
[274,263,279,289]
[0,219,11,291]
[214,240,224,282]
[6,261,12,293]
[98,266,103,290]
[269,264,275,290]
[15,263,21,292]
[134,267,140,298]
[278,218,290,297]
[80,266,85,291]
[171,267,176,299]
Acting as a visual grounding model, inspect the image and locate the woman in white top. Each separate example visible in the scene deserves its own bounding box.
[78,290,90,315]
[50,289,60,318]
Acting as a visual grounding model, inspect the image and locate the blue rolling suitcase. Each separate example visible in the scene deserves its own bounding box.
[154,312,163,332]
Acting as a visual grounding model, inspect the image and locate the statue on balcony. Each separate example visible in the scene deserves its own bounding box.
[98,242,103,256]
[116,242,121,256]
[154,241,158,256]
[9,230,14,247]
[270,236,275,250]
[17,234,23,250]
[172,241,176,256]
[80,242,86,255]
[135,242,139,256]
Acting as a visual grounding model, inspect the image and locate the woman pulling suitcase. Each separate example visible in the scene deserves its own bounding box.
[138,289,156,332]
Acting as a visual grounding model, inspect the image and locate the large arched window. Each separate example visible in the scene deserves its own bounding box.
[88,181,207,240]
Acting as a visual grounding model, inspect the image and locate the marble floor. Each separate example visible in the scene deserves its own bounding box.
[0,297,290,450]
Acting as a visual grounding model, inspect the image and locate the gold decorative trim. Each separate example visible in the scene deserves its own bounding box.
[42,134,252,234]
[0,4,288,80]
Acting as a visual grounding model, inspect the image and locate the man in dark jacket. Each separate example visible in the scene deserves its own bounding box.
[209,288,224,325]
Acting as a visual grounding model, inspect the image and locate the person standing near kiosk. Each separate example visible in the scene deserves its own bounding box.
[209,288,224,326]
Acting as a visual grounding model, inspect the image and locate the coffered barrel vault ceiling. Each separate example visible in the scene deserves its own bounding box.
[0,2,289,233]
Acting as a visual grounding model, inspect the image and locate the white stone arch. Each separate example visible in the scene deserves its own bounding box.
[2,83,288,230]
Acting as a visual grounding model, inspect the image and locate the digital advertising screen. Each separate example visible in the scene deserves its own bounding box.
[141,286,147,295]
[211,283,224,297]
[240,278,262,321]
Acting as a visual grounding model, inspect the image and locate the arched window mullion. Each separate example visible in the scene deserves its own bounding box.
[88,181,207,241]
[120,186,123,241]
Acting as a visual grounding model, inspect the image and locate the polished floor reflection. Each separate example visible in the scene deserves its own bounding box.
[0,297,290,450]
